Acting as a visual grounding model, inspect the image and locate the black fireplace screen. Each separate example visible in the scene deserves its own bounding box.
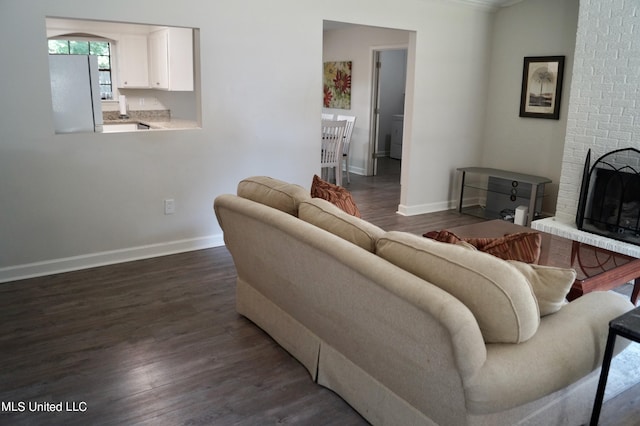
[576,147,640,245]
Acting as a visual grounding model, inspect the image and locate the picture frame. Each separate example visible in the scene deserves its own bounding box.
[519,56,565,120]
[323,61,352,109]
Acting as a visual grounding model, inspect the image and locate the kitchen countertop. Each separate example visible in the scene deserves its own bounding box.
[103,110,198,130]
[103,117,199,130]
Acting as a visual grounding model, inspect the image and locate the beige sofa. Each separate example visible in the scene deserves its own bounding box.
[214,176,633,426]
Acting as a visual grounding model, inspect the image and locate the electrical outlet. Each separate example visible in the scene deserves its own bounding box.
[139,97,145,106]
[164,199,175,215]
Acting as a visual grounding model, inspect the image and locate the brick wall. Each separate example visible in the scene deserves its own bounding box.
[555,0,640,221]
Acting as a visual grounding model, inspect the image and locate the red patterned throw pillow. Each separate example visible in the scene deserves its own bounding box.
[424,229,542,264]
[311,175,361,217]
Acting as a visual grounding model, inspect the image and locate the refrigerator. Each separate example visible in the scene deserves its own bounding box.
[49,55,104,133]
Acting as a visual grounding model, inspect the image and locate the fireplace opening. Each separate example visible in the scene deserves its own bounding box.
[576,147,640,246]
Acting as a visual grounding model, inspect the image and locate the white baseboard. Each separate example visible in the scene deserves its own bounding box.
[345,165,366,177]
[0,234,225,284]
[397,200,454,216]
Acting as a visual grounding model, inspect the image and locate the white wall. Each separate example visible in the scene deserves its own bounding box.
[401,7,493,215]
[0,0,494,281]
[481,0,579,214]
[556,0,640,221]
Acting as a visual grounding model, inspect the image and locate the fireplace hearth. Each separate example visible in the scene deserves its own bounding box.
[576,148,640,246]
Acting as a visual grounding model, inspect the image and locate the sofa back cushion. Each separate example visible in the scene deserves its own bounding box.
[237,176,310,216]
[298,198,384,252]
[376,231,540,343]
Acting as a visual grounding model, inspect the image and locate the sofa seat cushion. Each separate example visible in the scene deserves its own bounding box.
[299,198,384,252]
[237,176,310,216]
[311,175,361,217]
[377,231,540,343]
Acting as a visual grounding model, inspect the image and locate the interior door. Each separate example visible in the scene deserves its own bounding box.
[368,49,408,176]
[369,51,383,176]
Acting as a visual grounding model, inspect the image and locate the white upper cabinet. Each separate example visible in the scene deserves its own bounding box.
[117,34,150,88]
[148,27,194,91]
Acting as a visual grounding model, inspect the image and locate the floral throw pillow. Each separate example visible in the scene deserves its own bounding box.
[310,175,361,217]
[424,229,542,264]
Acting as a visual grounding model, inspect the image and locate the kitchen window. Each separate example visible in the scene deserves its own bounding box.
[48,38,113,100]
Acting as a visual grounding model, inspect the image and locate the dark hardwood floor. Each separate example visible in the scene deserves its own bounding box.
[1,158,637,425]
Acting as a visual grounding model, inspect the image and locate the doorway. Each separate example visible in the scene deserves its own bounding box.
[369,48,408,177]
[322,21,413,187]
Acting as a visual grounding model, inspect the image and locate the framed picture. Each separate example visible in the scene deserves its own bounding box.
[323,61,352,109]
[519,56,565,119]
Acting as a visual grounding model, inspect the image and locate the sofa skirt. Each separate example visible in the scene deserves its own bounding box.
[236,278,320,380]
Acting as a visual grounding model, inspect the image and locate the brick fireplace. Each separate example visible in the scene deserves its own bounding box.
[532,0,640,257]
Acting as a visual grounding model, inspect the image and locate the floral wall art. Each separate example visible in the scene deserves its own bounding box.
[323,61,352,109]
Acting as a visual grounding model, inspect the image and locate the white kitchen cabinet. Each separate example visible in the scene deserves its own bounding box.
[117,34,149,88]
[148,27,193,91]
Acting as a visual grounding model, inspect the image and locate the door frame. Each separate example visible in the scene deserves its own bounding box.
[367,44,409,176]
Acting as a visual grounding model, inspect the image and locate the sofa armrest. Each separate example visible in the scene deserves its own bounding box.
[353,256,489,382]
[464,291,634,414]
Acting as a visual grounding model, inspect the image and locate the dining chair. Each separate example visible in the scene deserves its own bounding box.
[336,115,356,183]
[321,119,347,186]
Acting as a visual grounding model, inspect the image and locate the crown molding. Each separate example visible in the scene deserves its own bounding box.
[446,0,524,12]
